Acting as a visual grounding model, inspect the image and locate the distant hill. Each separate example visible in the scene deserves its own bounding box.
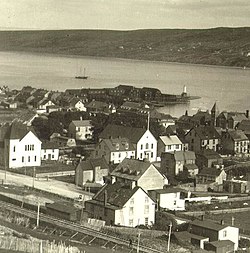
[0,27,250,67]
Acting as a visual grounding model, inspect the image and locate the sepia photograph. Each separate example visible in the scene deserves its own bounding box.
[0,1,249,252]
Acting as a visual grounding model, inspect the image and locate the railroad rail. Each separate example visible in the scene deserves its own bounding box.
[0,200,164,253]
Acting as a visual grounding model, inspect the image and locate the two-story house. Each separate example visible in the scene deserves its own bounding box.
[75,157,110,187]
[69,98,86,111]
[68,120,93,141]
[111,158,167,191]
[0,122,41,168]
[92,137,136,164]
[221,129,249,155]
[157,135,183,158]
[185,126,221,152]
[99,124,157,162]
[85,181,156,227]
[161,151,197,177]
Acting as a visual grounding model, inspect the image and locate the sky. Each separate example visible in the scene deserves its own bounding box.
[0,0,250,30]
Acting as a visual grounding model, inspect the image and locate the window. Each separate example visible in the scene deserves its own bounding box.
[129,219,133,227]
[52,155,54,159]
[140,153,143,159]
[28,156,30,162]
[118,153,121,158]
[12,158,16,161]
[129,207,134,216]
[145,196,149,203]
[145,217,149,226]
[167,145,171,150]
[151,143,153,149]
[44,155,46,159]
[173,200,177,205]
[141,144,143,150]
[144,205,149,214]
[13,146,16,152]
[223,230,227,237]
[151,152,153,158]
[146,143,149,149]
[22,157,24,163]
[34,156,36,162]
[130,198,134,205]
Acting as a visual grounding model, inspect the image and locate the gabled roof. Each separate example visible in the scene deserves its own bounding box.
[198,168,224,177]
[196,149,222,160]
[99,124,146,143]
[102,137,136,152]
[41,140,59,149]
[71,120,92,127]
[69,97,83,107]
[111,158,153,181]
[227,129,248,141]
[190,126,220,140]
[163,151,196,161]
[159,135,183,146]
[77,157,109,172]
[238,120,250,134]
[3,122,37,140]
[208,240,235,248]
[86,100,108,109]
[191,219,228,231]
[229,113,247,122]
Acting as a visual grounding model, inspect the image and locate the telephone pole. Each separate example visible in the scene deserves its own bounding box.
[167,221,172,252]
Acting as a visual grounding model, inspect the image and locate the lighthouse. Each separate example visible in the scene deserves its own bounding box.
[181,85,187,97]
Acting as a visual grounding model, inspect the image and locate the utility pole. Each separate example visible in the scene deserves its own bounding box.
[167,221,172,252]
[33,167,36,188]
[36,202,40,227]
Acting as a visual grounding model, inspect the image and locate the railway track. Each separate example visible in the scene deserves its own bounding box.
[0,200,164,253]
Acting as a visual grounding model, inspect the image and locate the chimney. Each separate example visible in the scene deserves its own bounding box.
[220,220,224,225]
[104,190,108,207]
[201,215,205,221]
[246,110,249,119]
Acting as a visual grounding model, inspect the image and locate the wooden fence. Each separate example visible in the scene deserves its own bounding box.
[0,237,84,253]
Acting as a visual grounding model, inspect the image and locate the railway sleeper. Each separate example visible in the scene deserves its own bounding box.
[88,236,96,245]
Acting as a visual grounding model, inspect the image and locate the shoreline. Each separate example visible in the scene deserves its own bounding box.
[0,50,248,71]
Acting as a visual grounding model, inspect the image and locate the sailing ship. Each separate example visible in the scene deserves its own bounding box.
[75,67,88,79]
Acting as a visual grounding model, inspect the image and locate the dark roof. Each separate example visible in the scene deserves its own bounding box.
[184,164,199,171]
[111,158,153,181]
[102,137,136,152]
[152,187,186,194]
[92,182,141,208]
[162,151,196,161]
[198,168,224,177]
[196,149,222,160]
[4,122,36,140]
[192,126,221,140]
[46,201,79,214]
[71,120,92,127]
[208,240,235,248]
[227,129,248,141]
[99,124,146,143]
[191,219,228,231]
[41,140,59,149]
[77,157,109,172]
[238,120,250,134]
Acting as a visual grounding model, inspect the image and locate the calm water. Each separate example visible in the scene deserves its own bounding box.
[0,51,249,117]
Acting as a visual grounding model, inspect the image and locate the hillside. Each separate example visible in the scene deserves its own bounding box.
[0,27,250,67]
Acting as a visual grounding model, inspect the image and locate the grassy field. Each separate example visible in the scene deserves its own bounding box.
[0,27,250,67]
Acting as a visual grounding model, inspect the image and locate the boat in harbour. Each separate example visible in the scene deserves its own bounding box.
[75,67,88,80]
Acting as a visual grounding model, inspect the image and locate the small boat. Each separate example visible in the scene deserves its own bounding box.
[75,67,88,79]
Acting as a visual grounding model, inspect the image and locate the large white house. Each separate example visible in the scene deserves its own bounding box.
[68,120,93,141]
[0,122,42,168]
[99,124,157,162]
[85,182,156,227]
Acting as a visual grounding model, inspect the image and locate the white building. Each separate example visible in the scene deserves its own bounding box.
[92,137,136,164]
[0,122,42,168]
[85,182,156,227]
[149,188,185,211]
[99,124,157,162]
[41,141,59,161]
[157,135,183,158]
[68,120,93,141]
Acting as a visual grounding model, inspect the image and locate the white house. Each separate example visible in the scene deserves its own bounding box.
[85,182,156,227]
[69,98,86,111]
[111,158,168,191]
[1,122,42,168]
[38,99,55,110]
[68,120,93,141]
[149,188,185,211]
[99,124,157,162]
[157,135,183,158]
[41,141,59,161]
[92,137,136,164]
